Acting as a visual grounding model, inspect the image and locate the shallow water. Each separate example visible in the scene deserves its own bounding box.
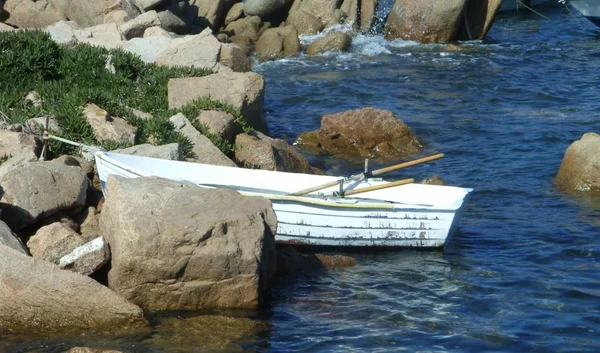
[257,4,600,353]
[4,4,600,352]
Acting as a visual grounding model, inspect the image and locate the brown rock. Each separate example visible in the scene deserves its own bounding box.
[229,35,254,55]
[555,132,600,193]
[196,110,242,143]
[52,0,105,27]
[234,131,318,174]
[295,107,423,161]
[457,0,502,40]
[287,0,339,32]
[224,15,262,41]
[306,31,351,55]
[168,113,236,166]
[168,71,268,134]
[3,0,65,28]
[27,222,87,264]
[276,246,356,276]
[419,175,445,185]
[255,25,300,61]
[0,130,41,160]
[219,43,250,72]
[0,245,145,333]
[83,104,136,145]
[0,162,88,230]
[75,207,101,240]
[384,0,468,43]
[100,176,278,310]
[156,28,222,70]
[224,2,244,25]
[142,315,269,351]
[285,9,323,35]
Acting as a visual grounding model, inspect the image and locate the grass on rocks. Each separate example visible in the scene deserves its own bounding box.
[0,30,247,158]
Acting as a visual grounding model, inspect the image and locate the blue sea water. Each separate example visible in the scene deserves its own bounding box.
[253,4,600,353]
[4,3,600,353]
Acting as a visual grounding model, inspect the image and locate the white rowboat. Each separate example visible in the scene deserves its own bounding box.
[95,151,473,249]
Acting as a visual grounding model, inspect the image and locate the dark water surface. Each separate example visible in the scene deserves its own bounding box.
[4,4,600,353]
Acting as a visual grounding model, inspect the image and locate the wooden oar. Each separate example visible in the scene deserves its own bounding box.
[368,153,444,177]
[288,153,444,196]
[344,178,414,196]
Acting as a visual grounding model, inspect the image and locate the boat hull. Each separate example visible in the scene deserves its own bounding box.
[95,152,472,249]
[570,0,600,27]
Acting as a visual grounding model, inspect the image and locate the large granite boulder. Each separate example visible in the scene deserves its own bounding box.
[0,162,88,230]
[286,0,339,34]
[169,113,237,166]
[457,0,502,40]
[0,220,27,254]
[224,15,262,41]
[306,31,351,55]
[0,151,38,180]
[285,8,324,35]
[156,28,221,70]
[100,175,278,310]
[194,0,237,30]
[0,245,144,333]
[555,132,600,193]
[384,0,468,43]
[243,0,293,18]
[295,107,423,161]
[168,70,268,134]
[255,25,300,61]
[0,130,41,160]
[234,131,318,174]
[52,0,105,28]
[2,0,65,28]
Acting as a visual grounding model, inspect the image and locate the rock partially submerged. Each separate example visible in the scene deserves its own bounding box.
[555,132,600,193]
[295,107,423,161]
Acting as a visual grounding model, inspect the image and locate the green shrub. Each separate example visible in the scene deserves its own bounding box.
[0,30,61,85]
[0,31,253,159]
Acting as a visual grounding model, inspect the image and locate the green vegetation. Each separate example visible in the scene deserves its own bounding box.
[0,30,250,158]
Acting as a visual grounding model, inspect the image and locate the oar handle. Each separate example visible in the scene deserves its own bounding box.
[288,179,342,196]
[344,178,414,196]
[370,153,444,177]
